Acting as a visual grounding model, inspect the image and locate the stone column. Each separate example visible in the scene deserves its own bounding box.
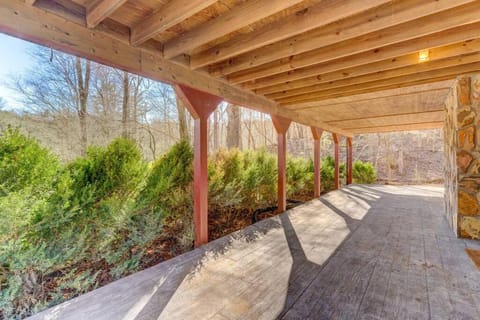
[444,75,480,239]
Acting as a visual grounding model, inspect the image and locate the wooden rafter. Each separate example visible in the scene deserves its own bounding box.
[252,39,480,94]
[277,62,480,105]
[190,0,390,69]
[0,0,352,137]
[130,0,218,46]
[349,122,444,134]
[162,0,305,59]
[210,0,477,77]
[328,110,445,129]
[267,53,480,100]
[232,22,480,86]
[86,0,127,28]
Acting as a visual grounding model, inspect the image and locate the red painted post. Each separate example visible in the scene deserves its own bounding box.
[311,127,323,198]
[271,115,291,212]
[174,85,222,247]
[332,133,340,190]
[347,137,353,185]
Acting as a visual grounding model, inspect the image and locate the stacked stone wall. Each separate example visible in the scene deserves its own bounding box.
[444,75,480,239]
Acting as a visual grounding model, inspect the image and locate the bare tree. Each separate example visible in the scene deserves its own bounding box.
[75,57,91,153]
[10,47,92,154]
[226,104,242,149]
[121,71,130,138]
[176,95,189,141]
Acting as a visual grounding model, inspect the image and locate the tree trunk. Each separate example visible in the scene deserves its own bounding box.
[212,108,219,152]
[75,57,90,154]
[122,71,130,138]
[176,95,189,141]
[226,104,242,149]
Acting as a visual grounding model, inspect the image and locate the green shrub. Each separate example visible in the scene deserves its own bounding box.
[353,160,377,184]
[0,127,59,195]
[287,157,313,199]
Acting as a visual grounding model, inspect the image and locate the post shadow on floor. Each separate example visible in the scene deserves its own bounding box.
[276,195,364,319]
[133,217,283,319]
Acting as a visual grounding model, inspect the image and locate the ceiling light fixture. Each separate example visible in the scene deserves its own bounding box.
[419,49,430,62]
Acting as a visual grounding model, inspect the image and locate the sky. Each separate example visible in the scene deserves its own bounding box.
[0,33,36,110]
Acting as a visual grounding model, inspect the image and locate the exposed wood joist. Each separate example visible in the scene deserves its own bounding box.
[234,21,480,86]
[25,0,37,5]
[287,82,453,111]
[86,0,127,28]
[277,63,480,105]
[349,122,444,134]
[130,0,218,46]
[162,0,305,59]
[190,0,390,69]
[0,0,352,137]
[268,52,480,100]
[210,0,477,77]
[327,110,445,129]
[252,39,480,94]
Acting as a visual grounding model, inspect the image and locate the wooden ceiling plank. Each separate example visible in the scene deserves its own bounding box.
[287,83,452,110]
[232,21,480,85]
[86,0,128,28]
[327,110,445,129]
[253,39,480,94]
[0,0,352,137]
[267,52,480,100]
[277,62,480,105]
[190,0,390,69]
[130,0,218,46]
[350,122,444,134]
[323,109,445,124]
[210,0,477,77]
[162,0,305,59]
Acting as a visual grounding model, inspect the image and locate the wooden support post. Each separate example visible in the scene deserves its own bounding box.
[311,127,323,198]
[272,115,291,212]
[174,84,222,247]
[332,133,340,190]
[347,137,353,185]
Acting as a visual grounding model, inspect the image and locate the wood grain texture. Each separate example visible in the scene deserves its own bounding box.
[162,0,305,59]
[29,185,480,320]
[86,0,128,28]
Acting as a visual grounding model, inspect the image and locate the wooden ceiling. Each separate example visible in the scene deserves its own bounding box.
[2,0,480,135]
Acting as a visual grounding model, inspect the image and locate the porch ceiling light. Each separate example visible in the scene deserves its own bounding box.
[418,49,430,62]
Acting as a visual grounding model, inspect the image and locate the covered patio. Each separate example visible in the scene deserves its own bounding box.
[29,185,480,319]
[2,0,480,318]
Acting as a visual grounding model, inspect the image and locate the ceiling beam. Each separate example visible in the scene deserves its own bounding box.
[0,0,352,137]
[252,39,480,94]
[86,0,127,28]
[231,21,480,86]
[210,0,476,77]
[277,62,480,105]
[225,2,480,83]
[25,0,37,5]
[130,0,218,46]
[350,122,444,134]
[267,52,480,100]
[162,0,305,59]
[190,0,390,69]
[327,110,445,129]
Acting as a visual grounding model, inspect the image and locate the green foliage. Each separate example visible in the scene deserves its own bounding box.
[353,160,377,184]
[0,131,377,319]
[0,127,59,195]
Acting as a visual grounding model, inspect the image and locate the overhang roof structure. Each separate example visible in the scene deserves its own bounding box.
[2,0,480,135]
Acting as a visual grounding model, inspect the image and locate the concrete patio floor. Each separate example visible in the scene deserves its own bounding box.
[30,185,480,320]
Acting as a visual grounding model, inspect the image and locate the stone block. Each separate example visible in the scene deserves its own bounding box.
[459,216,480,239]
[458,190,480,216]
[457,76,471,108]
[458,126,475,151]
[459,177,480,193]
[457,150,473,173]
[472,76,480,108]
[457,109,475,128]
